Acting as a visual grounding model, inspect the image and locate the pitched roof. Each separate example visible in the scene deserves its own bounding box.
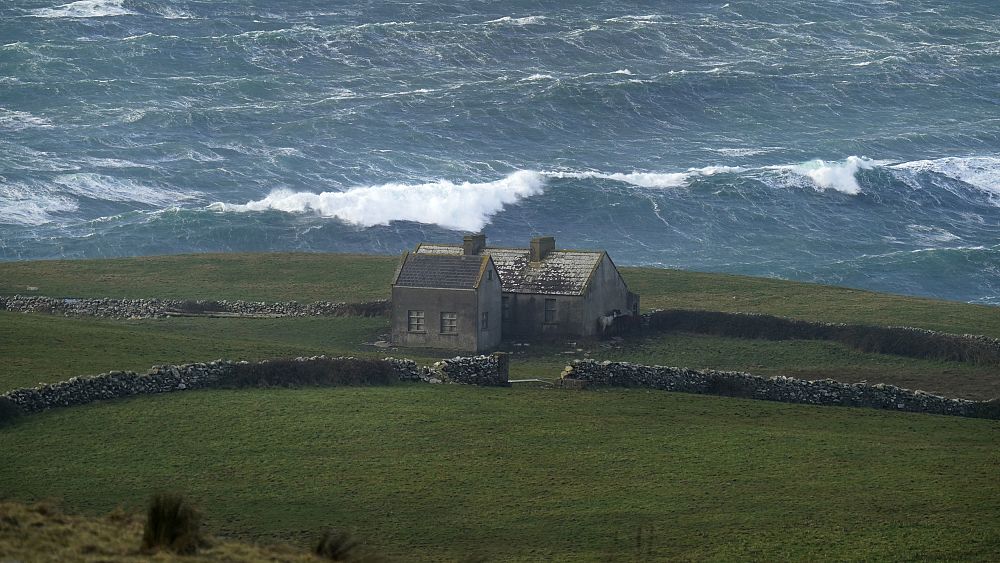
[415,244,605,296]
[392,252,490,290]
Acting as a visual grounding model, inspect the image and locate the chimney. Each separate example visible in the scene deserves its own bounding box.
[463,233,486,255]
[529,236,555,263]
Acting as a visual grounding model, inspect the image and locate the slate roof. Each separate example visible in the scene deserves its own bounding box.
[415,244,605,296]
[393,253,489,289]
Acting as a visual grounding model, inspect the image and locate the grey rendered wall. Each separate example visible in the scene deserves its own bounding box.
[476,261,503,352]
[504,293,586,340]
[391,286,479,351]
[582,255,634,335]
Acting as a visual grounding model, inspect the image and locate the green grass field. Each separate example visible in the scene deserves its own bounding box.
[2,386,998,561]
[2,253,999,560]
[3,252,999,335]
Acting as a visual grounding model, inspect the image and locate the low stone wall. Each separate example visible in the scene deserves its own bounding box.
[563,360,999,419]
[4,361,232,414]
[644,309,1000,366]
[0,354,505,415]
[429,353,510,387]
[0,295,390,319]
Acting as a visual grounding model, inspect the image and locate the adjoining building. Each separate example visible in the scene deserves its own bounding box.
[390,234,638,352]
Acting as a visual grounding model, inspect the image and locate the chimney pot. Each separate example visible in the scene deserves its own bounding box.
[530,236,555,262]
[463,233,486,255]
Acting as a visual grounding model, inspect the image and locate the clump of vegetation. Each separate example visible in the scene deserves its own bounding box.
[315,529,360,561]
[0,397,22,427]
[141,492,204,555]
[338,301,390,317]
[173,299,226,314]
[221,358,396,388]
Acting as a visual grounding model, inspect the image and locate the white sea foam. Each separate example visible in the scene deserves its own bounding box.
[544,166,743,188]
[0,184,79,226]
[209,170,546,231]
[0,109,53,131]
[890,156,1000,198]
[485,16,545,25]
[770,156,882,195]
[52,174,199,206]
[521,73,555,81]
[30,0,135,18]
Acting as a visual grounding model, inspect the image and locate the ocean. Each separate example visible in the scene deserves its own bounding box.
[1,0,998,304]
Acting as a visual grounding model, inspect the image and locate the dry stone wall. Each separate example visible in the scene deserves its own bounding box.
[563,359,999,419]
[0,295,389,319]
[430,353,510,386]
[0,354,506,415]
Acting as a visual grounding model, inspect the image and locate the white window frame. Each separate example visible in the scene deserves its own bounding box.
[407,310,425,332]
[440,311,458,334]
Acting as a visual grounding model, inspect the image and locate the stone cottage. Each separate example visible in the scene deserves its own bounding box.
[390,251,503,353]
[391,234,638,351]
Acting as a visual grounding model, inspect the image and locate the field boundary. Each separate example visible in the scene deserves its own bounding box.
[645,309,1000,366]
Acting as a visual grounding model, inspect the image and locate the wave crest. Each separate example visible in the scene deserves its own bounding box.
[30,0,135,18]
[209,170,547,231]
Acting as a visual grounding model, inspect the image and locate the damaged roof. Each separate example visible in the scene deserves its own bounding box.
[392,252,491,290]
[415,244,605,296]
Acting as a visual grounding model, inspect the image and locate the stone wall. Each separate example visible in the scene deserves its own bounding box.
[644,309,1000,366]
[0,295,389,319]
[563,359,999,419]
[429,353,510,386]
[0,354,509,415]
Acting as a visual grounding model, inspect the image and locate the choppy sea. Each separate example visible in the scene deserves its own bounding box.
[2,0,998,303]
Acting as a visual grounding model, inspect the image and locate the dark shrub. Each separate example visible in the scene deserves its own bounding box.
[141,492,203,555]
[703,374,758,399]
[340,301,390,317]
[174,300,225,314]
[315,529,361,561]
[221,358,396,389]
[0,397,22,427]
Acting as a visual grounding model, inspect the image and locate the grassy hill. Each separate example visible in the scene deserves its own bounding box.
[2,253,999,560]
[2,386,998,561]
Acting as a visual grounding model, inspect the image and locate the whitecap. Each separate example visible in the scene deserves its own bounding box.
[769,156,883,195]
[0,184,79,226]
[521,73,555,82]
[890,156,1000,198]
[52,173,199,206]
[208,170,546,231]
[0,108,53,131]
[544,166,743,189]
[485,16,545,25]
[30,0,136,18]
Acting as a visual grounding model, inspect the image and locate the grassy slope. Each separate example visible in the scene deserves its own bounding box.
[2,252,998,336]
[2,386,998,561]
[3,311,997,399]
[2,253,998,399]
[0,501,323,562]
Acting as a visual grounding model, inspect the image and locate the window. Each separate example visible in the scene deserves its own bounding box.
[407,310,425,332]
[481,311,489,330]
[502,296,511,321]
[544,299,557,323]
[440,312,458,334]
[488,269,493,280]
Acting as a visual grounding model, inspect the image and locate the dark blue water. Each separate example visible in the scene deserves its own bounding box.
[2,0,998,303]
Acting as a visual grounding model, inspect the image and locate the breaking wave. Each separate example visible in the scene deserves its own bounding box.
[209,170,547,231]
[543,166,743,188]
[30,0,136,18]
